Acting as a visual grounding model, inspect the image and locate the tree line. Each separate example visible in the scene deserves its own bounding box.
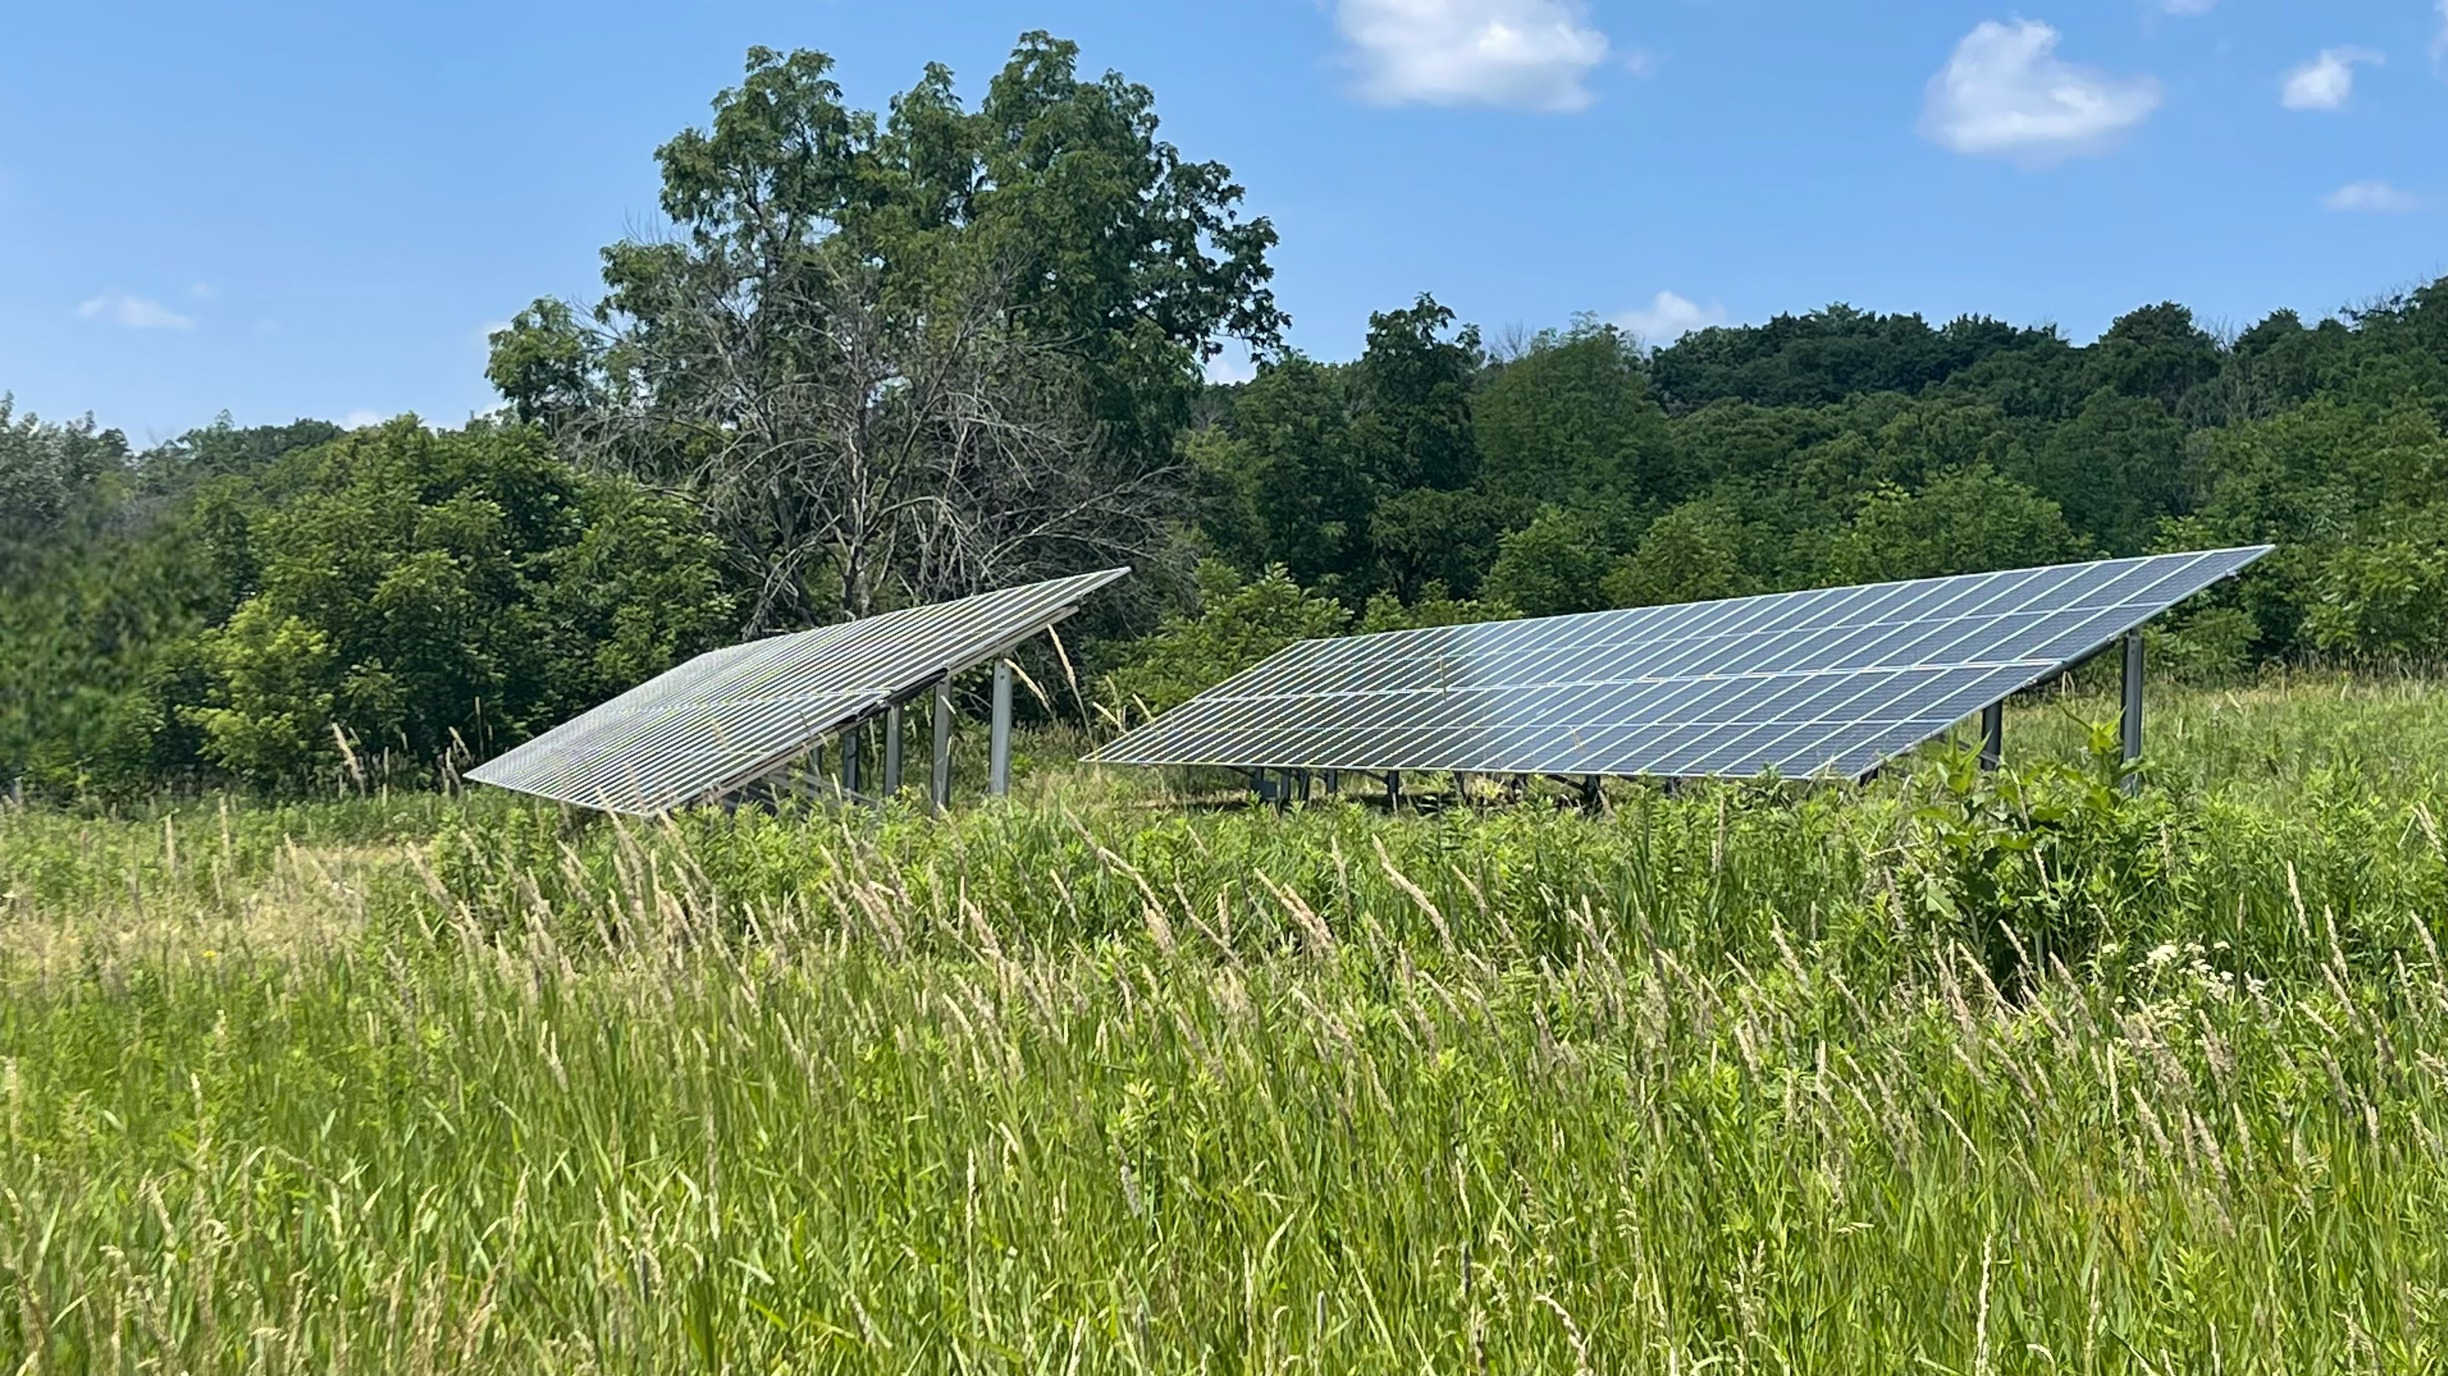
[6,33,2446,799]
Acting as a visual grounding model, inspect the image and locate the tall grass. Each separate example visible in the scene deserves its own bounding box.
[4,675,2447,1372]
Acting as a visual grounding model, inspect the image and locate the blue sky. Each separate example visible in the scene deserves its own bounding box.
[4,0,2442,442]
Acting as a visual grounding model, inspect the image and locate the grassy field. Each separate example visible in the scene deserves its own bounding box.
[5,674,2448,1372]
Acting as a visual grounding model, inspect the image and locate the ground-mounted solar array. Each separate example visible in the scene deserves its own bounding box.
[1090,547,2271,783]
[468,567,1129,813]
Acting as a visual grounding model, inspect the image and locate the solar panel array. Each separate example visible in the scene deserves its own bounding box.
[468,567,1128,814]
[1090,547,2269,783]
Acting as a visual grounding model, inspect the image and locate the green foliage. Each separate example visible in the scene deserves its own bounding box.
[1,416,732,798]
[9,678,2448,1370]
[490,36,1282,626]
[1648,303,2059,410]
[2303,521,2448,658]
[2088,300,2225,412]
[1354,584,1518,633]
[1194,356,1370,589]
[1474,319,1674,517]
[2151,603,2260,678]
[2023,387,2189,554]
[1822,463,2089,584]
[0,396,130,570]
[1912,720,2157,990]
[173,420,734,787]
[185,601,341,787]
[1100,562,1519,724]
[0,412,334,797]
[1603,499,1762,608]
[1099,561,1349,722]
[1483,504,1610,617]
[1190,273,2448,672]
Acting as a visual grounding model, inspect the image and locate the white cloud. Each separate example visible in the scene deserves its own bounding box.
[1613,291,1727,347]
[1203,352,1258,386]
[1337,0,1611,112]
[2436,0,2448,70]
[2323,180,2419,212]
[341,409,389,429]
[78,292,197,330]
[2282,47,2382,111]
[189,281,214,299]
[1920,20,2163,165]
[2153,0,2215,15]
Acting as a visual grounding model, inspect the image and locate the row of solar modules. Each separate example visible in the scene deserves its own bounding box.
[466,567,1129,814]
[1089,546,2272,782]
[1208,551,2256,697]
[466,546,2270,814]
[1121,663,2041,780]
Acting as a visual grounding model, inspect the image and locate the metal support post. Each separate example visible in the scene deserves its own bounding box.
[883,705,904,797]
[1324,770,1341,796]
[841,722,862,796]
[1581,775,1603,813]
[1978,701,2004,772]
[1384,771,1402,809]
[988,659,1013,796]
[2120,629,2144,793]
[929,676,953,814]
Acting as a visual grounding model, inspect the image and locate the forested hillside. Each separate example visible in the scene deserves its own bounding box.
[1189,286,2448,664]
[5,34,2446,801]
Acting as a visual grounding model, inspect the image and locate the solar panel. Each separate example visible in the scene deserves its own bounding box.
[469,567,1128,813]
[1089,547,2269,783]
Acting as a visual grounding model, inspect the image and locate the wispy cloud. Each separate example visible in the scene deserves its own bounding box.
[1921,20,2162,165]
[2323,181,2418,213]
[1613,291,1728,347]
[2282,47,2382,111]
[77,292,196,330]
[1336,0,1611,112]
[2152,0,2215,15]
[341,409,390,429]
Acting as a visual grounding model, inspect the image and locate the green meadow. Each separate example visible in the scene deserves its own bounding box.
[4,673,2447,1373]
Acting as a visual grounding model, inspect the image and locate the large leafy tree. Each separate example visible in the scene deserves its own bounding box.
[1484,505,1611,618]
[2024,388,2190,556]
[1474,320,1675,524]
[1821,464,2089,585]
[2088,302,2224,414]
[179,421,733,788]
[1603,500,1765,609]
[491,36,1284,630]
[0,398,130,576]
[1349,295,1490,599]
[1649,306,2056,411]
[1190,295,1488,603]
[1195,356,1373,591]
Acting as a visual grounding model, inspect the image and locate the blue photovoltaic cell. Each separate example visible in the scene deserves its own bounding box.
[1088,548,2269,783]
[469,567,1128,814]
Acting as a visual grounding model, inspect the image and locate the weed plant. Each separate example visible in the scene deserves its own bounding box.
[3,675,2446,1372]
